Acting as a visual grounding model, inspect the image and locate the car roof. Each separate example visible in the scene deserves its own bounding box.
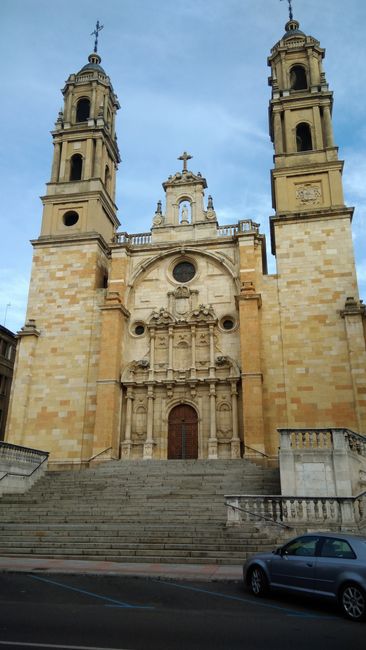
[295,531,366,541]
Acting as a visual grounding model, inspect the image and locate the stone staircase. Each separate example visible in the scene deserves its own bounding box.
[0,459,283,565]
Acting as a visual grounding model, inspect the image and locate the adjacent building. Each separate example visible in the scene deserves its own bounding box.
[0,325,16,441]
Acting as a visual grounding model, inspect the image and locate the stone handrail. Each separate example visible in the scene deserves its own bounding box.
[0,442,49,496]
[225,493,366,529]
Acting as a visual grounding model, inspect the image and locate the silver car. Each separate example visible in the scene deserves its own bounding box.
[243,531,366,621]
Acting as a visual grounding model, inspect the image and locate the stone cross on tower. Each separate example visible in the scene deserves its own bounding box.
[280,0,294,20]
[178,151,192,172]
[91,20,104,53]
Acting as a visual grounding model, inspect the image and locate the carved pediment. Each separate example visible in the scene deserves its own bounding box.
[148,307,175,327]
[189,304,217,323]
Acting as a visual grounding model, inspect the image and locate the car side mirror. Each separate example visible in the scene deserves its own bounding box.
[273,547,282,555]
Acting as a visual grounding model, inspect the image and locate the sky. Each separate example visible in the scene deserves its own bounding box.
[1,0,366,333]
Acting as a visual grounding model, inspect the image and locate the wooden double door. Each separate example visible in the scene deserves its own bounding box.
[168,404,198,459]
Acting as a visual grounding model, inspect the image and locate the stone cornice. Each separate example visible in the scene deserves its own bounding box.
[32,232,111,256]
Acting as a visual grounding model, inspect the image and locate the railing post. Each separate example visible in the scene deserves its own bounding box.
[226,497,241,526]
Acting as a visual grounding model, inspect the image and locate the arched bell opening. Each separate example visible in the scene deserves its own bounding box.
[296,122,312,152]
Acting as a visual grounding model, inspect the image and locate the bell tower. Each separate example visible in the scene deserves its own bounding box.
[268,14,352,238]
[5,35,123,465]
[41,35,120,242]
[267,11,366,433]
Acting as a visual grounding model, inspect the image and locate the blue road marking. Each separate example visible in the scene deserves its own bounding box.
[154,579,336,619]
[29,574,154,610]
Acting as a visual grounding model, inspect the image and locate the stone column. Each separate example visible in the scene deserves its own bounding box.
[309,52,319,87]
[230,381,240,459]
[84,139,93,179]
[190,325,196,379]
[323,105,334,147]
[144,387,155,459]
[208,383,218,459]
[93,137,103,178]
[209,324,215,379]
[51,142,61,182]
[121,387,133,459]
[273,112,283,154]
[149,328,155,381]
[91,83,97,118]
[236,281,265,457]
[168,326,173,381]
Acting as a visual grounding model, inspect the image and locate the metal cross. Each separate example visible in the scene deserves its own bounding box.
[91,20,104,53]
[281,0,294,21]
[178,151,192,172]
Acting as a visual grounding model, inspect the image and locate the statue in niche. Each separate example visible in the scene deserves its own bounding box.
[180,202,190,223]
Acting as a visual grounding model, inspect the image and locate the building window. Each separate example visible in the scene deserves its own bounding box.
[296,123,312,152]
[222,318,235,331]
[290,65,307,91]
[172,261,196,283]
[0,375,7,395]
[76,98,90,122]
[70,154,83,181]
[63,211,79,227]
[134,324,145,336]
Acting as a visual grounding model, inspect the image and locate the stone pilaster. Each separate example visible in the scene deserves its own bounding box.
[340,297,366,432]
[93,292,129,459]
[236,281,265,456]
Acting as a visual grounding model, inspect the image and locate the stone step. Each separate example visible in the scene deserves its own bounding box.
[0,458,281,564]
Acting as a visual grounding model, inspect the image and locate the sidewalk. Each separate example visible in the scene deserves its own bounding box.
[0,556,243,581]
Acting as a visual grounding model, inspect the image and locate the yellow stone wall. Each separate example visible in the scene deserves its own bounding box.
[6,240,107,464]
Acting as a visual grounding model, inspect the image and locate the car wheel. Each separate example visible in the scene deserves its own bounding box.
[248,566,268,597]
[339,583,366,622]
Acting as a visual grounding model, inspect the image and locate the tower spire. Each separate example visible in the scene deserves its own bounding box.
[91,20,104,53]
[280,0,294,21]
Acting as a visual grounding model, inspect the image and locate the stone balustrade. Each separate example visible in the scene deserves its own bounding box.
[225,492,366,530]
[113,232,152,245]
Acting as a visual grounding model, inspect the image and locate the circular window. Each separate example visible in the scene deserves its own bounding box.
[63,211,79,227]
[173,261,195,283]
[222,318,235,331]
[134,324,145,336]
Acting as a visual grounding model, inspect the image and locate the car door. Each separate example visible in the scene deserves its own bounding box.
[313,537,357,597]
[269,535,320,593]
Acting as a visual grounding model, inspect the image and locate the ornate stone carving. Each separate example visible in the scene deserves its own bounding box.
[149,307,174,326]
[296,183,322,206]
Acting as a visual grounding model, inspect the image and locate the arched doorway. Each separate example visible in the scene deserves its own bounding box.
[168,404,198,459]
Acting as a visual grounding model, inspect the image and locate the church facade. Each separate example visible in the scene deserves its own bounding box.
[5,18,366,469]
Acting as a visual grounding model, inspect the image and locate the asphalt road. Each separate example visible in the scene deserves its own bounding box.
[0,573,364,650]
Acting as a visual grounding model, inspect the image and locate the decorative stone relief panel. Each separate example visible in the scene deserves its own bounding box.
[295,182,322,207]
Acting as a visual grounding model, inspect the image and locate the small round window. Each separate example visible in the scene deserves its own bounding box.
[222,318,235,331]
[173,261,195,283]
[134,324,145,336]
[63,211,79,227]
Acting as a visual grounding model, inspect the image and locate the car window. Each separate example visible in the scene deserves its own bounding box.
[320,538,356,559]
[283,536,319,557]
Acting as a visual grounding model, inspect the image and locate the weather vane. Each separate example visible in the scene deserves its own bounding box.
[91,20,104,53]
[281,0,294,21]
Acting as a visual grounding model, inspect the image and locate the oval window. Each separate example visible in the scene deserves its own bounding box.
[173,261,195,283]
[134,324,145,336]
[222,318,235,331]
[63,211,79,227]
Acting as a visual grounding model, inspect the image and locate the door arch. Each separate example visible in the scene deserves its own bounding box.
[168,404,198,459]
